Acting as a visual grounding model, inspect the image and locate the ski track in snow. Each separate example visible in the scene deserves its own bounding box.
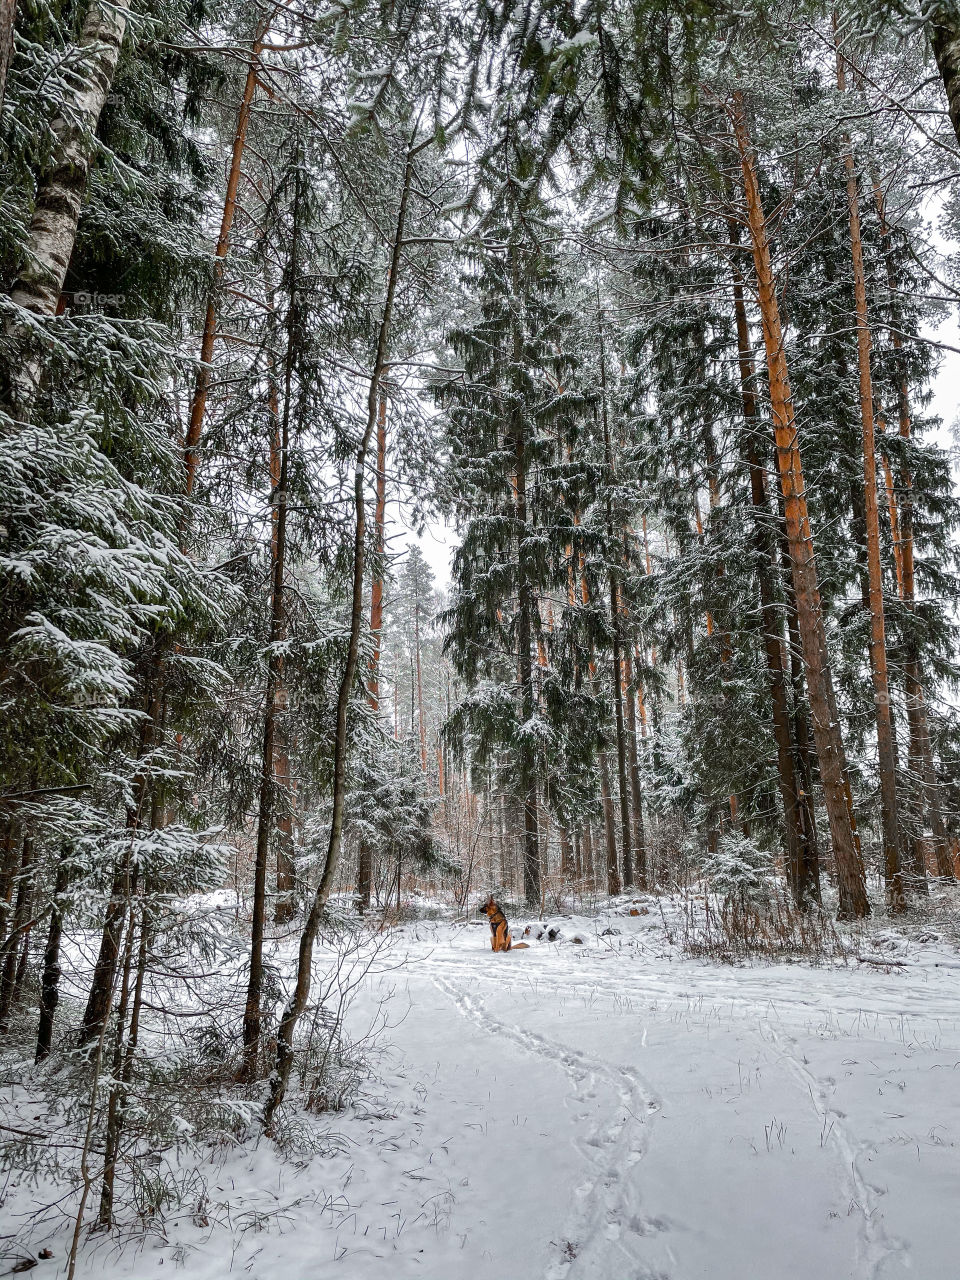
[431,972,667,1280]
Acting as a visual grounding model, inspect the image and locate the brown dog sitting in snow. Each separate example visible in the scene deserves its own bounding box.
[480,895,529,952]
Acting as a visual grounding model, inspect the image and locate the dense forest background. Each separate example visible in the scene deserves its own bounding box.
[2,0,960,1256]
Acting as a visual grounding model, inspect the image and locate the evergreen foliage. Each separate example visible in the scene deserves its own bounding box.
[0,0,957,1244]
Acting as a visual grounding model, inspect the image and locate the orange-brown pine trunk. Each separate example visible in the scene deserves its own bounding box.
[837,46,909,907]
[183,38,263,496]
[731,93,869,918]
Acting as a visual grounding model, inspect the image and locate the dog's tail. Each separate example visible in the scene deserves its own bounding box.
[509,941,530,950]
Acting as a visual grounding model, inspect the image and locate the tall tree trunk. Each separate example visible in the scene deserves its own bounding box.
[610,638,633,890]
[559,826,573,878]
[512,268,541,909]
[10,918,31,1012]
[272,698,296,922]
[5,0,131,412]
[731,94,869,918]
[581,822,595,884]
[357,392,388,910]
[241,172,298,1082]
[79,644,162,1047]
[872,183,955,880]
[780,532,824,887]
[35,855,69,1061]
[262,143,415,1131]
[730,231,820,906]
[367,392,388,710]
[0,826,17,948]
[498,791,509,887]
[599,754,621,896]
[98,875,149,1229]
[515,459,542,907]
[78,858,128,1048]
[356,847,373,918]
[182,33,264,495]
[837,47,911,908]
[929,8,960,145]
[596,297,633,889]
[414,599,428,773]
[0,834,32,1028]
[266,337,296,926]
[0,0,16,110]
[97,888,138,1227]
[622,645,647,889]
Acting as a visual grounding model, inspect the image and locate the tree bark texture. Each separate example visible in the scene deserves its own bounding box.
[837,47,911,908]
[930,8,960,146]
[730,244,821,907]
[596,300,634,889]
[600,753,621,896]
[35,856,69,1060]
[0,0,16,109]
[0,835,32,1028]
[6,0,131,412]
[182,34,264,494]
[732,94,869,918]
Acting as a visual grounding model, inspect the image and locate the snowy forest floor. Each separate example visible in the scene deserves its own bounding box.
[1,889,959,1280]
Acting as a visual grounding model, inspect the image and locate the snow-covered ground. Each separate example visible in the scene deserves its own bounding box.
[2,897,959,1279]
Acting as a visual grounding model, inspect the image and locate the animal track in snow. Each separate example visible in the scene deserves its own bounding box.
[432,974,667,1280]
[758,1019,911,1280]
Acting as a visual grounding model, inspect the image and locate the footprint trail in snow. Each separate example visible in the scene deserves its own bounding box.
[432,973,669,1279]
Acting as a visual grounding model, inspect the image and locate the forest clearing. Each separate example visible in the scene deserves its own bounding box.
[2,0,960,1273]
[1,891,958,1278]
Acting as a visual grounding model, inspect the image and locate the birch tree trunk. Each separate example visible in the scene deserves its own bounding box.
[5,0,131,413]
[731,93,869,919]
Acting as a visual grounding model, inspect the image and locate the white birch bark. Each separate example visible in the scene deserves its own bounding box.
[5,0,130,412]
